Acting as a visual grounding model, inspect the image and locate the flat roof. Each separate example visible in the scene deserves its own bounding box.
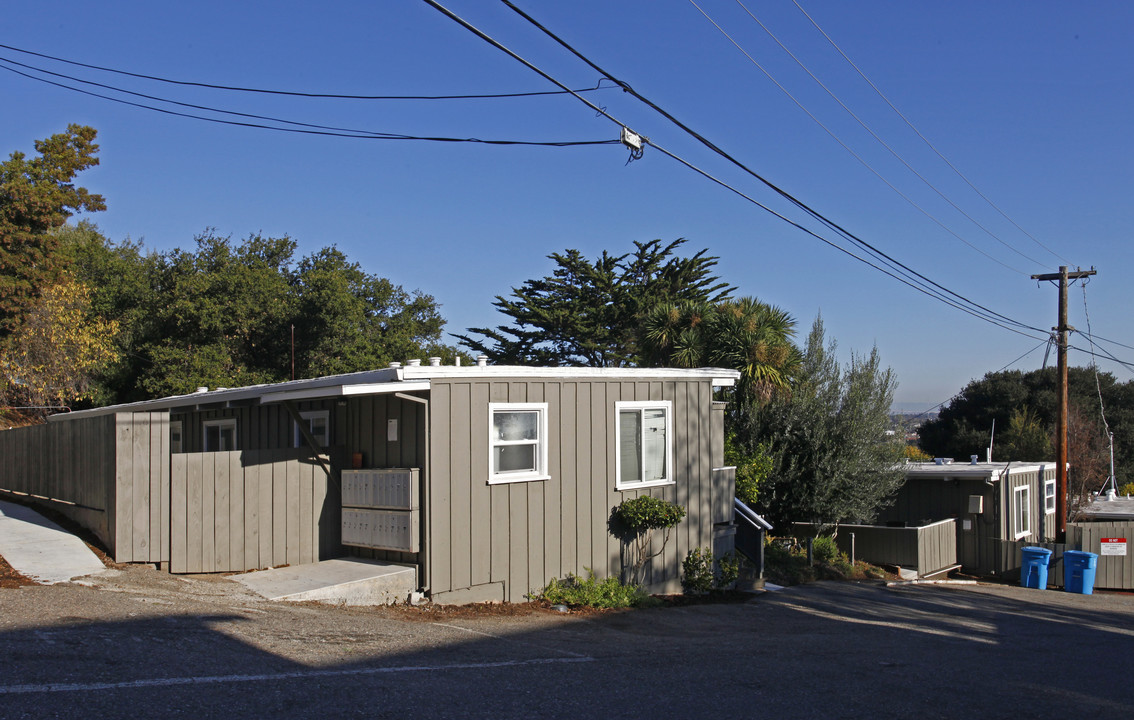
[903,460,1056,481]
[56,364,741,420]
[1079,496,1134,521]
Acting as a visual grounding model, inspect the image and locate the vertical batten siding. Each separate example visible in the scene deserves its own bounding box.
[427,376,725,603]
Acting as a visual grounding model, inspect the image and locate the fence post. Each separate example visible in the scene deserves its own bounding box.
[806,537,814,566]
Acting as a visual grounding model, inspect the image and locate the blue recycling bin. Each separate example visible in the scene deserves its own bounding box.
[1020,546,1052,589]
[1063,550,1099,595]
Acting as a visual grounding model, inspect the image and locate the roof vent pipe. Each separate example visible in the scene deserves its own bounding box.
[429,357,442,366]
[477,355,488,367]
[454,356,460,366]
[196,387,209,393]
[971,455,979,465]
[407,359,421,367]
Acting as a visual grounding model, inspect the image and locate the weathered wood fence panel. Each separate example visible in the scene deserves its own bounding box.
[169,449,336,573]
[793,520,957,577]
[0,413,167,561]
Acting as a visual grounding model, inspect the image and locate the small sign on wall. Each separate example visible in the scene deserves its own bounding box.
[388,419,398,442]
[1100,538,1127,556]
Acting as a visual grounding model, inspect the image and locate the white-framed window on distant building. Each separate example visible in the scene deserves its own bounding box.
[1013,485,1031,539]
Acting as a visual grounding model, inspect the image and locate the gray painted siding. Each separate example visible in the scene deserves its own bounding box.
[426,377,721,603]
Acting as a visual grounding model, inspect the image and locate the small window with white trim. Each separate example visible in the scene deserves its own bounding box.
[203,418,237,452]
[293,410,330,448]
[488,403,549,483]
[616,401,673,490]
[1013,485,1031,539]
[170,420,183,454]
[1044,478,1056,514]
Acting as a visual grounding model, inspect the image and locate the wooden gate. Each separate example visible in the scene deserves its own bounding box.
[169,449,337,573]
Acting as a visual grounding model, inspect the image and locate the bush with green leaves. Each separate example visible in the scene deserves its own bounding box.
[811,535,842,565]
[612,496,686,584]
[682,547,741,594]
[529,569,650,609]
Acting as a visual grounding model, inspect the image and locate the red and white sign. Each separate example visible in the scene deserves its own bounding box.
[1100,538,1127,556]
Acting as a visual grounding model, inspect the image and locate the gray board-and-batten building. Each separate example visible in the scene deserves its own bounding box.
[0,362,740,604]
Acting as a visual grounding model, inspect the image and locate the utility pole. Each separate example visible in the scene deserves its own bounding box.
[1031,266,1096,541]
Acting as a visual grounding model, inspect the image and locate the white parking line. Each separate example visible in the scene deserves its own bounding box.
[0,656,595,695]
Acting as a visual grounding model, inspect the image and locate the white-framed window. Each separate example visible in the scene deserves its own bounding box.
[1044,478,1056,514]
[170,420,183,454]
[488,403,549,484]
[293,410,330,448]
[203,418,237,452]
[1013,485,1031,539]
[616,400,673,490]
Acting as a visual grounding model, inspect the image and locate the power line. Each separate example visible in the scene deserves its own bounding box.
[421,0,1034,335]
[789,0,1073,267]
[689,0,1033,276]
[903,340,1050,422]
[494,0,1048,337]
[0,59,619,148]
[718,0,1047,272]
[0,41,613,101]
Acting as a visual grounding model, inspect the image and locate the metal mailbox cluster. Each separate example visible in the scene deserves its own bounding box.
[341,468,420,552]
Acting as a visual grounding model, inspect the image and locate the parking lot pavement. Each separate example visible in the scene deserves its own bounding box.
[0,568,1132,719]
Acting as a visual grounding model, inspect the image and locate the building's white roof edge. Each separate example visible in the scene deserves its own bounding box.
[903,460,1056,480]
[54,365,738,420]
[402,365,740,382]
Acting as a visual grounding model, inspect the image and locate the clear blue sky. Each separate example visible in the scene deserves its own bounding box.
[4,1,1132,410]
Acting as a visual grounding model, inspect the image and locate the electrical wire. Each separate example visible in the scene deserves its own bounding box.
[902,340,1050,422]
[0,41,613,101]
[720,0,1046,272]
[495,0,1048,337]
[0,59,619,147]
[1080,281,1113,438]
[789,0,1073,267]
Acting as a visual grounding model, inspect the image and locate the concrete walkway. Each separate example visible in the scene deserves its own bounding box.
[0,500,108,584]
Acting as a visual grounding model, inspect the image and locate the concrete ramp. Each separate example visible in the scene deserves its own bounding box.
[0,500,108,584]
[233,558,417,606]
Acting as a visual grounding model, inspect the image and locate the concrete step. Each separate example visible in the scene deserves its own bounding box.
[233,557,417,606]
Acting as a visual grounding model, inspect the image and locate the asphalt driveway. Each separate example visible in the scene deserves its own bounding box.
[0,567,1131,719]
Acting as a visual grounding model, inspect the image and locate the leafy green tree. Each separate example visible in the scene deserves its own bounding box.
[738,317,905,531]
[918,367,1130,487]
[135,231,297,396]
[726,433,772,506]
[291,247,446,378]
[641,297,798,401]
[0,125,105,337]
[457,239,733,366]
[995,406,1054,461]
[56,221,159,404]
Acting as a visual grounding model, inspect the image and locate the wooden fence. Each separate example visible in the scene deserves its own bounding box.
[170,449,337,573]
[793,520,957,577]
[0,413,167,561]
